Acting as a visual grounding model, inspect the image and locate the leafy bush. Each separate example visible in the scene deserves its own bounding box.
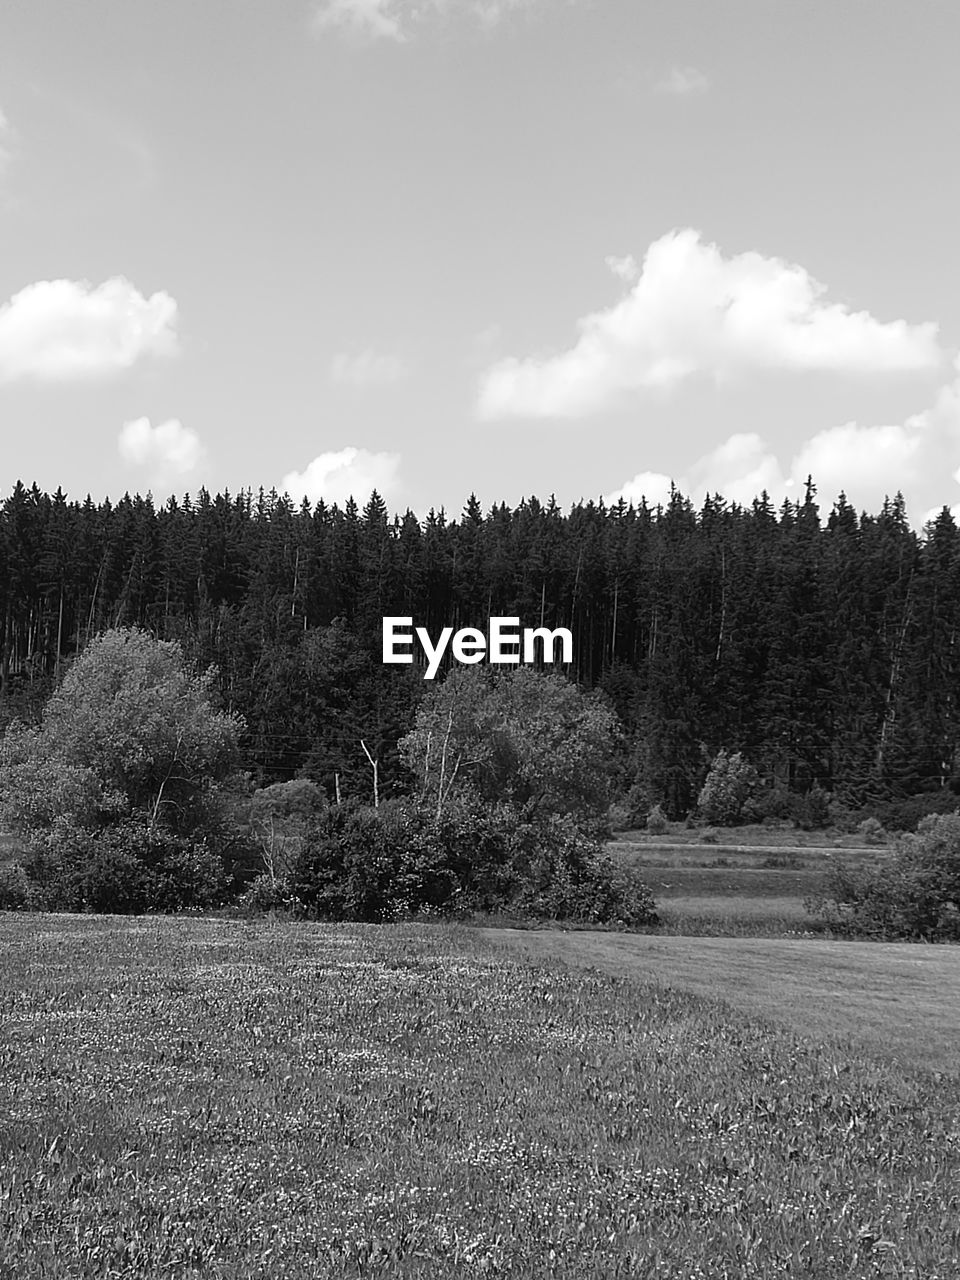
[292,797,658,928]
[791,783,831,831]
[806,811,960,940]
[606,800,634,832]
[856,816,887,845]
[744,783,793,824]
[645,803,668,835]
[235,872,304,918]
[697,751,758,826]
[292,801,455,923]
[875,790,960,833]
[23,821,227,914]
[0,863,33,911]
[610,783,653,831]
[826,798,860,833]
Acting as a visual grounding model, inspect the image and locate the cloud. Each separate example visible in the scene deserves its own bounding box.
[605,361,960,525]
[0,277,178,382]
[477,229,942,419]
[280,447,401,506]
[655,66,710,96]
[0,106,16,175]
[118,418,205,476]
[330,348,408,386]
[605,254,639,284]
[313,0,406,41]
[605,470,675,509]
[312,0,547,41]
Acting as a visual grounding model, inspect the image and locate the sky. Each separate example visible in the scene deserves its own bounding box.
[1,0,959,525]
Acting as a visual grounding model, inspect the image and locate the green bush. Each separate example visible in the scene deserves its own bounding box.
[0,863,33,911]
[876,791,960,833]
[292,796,658,928]
[697,751,758,826]
[23,821,227,914]
[856,816,887,845]
[646,803,668,835]
[291,801,458,923]
[826,798,860,833]
[235,872,304,917]
[744,782,793,824]
[806,811,960,940]
[791,783,831,831]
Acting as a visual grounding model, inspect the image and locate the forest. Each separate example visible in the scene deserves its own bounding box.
[1,476,959,818]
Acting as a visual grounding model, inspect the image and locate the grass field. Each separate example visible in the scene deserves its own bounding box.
[610,822,890,852]
[484,929,960,1077]
[1,914,959,1278]
[605,826,892,938]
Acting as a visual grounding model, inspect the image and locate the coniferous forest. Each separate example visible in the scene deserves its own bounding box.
[2,477,959,817]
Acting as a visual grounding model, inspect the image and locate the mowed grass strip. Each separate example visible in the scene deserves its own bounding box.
[0,916,958,1278]
[653,894,816,937]
[635,865,824,898]
[484,929,960,1077]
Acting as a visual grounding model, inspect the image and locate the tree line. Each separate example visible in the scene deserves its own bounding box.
[2,477,960,814]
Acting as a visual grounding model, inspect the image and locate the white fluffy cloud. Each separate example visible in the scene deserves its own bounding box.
[655,66,710,96]
[280,447,401,506]
[0,277,178,382]
[605,361,960,525]
[331,348,408,386]
[118,418,205,476]
[478,229,941,419]
[313,0,545,41]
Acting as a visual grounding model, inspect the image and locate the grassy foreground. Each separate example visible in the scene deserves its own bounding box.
[1,916,959,1278]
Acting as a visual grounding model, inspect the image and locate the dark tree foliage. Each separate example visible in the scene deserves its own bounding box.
[3,481,960,815]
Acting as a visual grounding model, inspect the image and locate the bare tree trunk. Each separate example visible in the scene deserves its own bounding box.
[436,708,455,821]
[611,578,619,663]
[55,587,64,684]
[360,740,379,809]
[715,547,726,664]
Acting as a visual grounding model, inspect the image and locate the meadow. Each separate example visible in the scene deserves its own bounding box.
[1,914,958,1278]
[607,826,889,938]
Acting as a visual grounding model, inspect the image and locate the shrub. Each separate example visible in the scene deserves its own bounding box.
[792,783,831,831]
[806,811,960,940]
[292,801,457,923]
[826,798,860,833]
[856,816,887,845]
[236,872,304,918]
[876,791,960,833]
[646,803,668,835]
[0,863,33,911]
[293,796,658,928]
[606,801,634,833]
[744,783,793,824]
[697,751,758,826]
[22,821,227,914]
